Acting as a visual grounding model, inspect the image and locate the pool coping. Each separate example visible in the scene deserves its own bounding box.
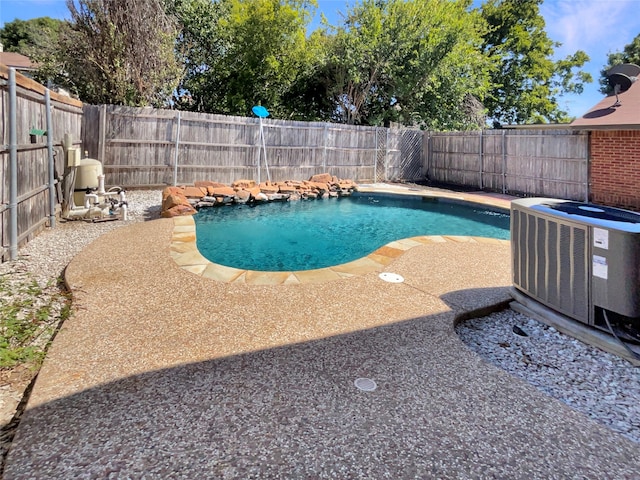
[170,185,513,285]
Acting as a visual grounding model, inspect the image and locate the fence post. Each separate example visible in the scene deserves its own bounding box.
[322,123,328,171]
[385,128,390,182]
[501,130,507,194]
[255,119,261,184]
[45,89,56,228]
[479,129,484,190]
[98,104,107,162]
[8,68,18,260]
[427,131,432,180]
[374,128,378,182]
[173,111,181,186]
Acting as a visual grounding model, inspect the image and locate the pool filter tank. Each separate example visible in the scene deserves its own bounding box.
[64,153,128,222]
[73,157,103,207]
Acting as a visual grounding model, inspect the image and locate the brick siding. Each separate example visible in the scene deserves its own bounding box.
[590,130,640,211]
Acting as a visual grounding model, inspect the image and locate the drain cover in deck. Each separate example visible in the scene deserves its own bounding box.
[354,377,377,391]
[378,272,404,283]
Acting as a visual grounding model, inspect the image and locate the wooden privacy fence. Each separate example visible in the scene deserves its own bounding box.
[0,65,83,260]
[426,129,589,201]
[83,105,589,202]
[82,105,425,187]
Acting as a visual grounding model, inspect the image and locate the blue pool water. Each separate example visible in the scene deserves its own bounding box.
[194,193,510,271]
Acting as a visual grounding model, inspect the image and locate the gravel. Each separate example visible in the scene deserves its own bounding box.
[457,310,640,444]
[2,188,639,449]
[0,189,163,287]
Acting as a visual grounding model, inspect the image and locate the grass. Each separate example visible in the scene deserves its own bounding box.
[0,274,71,370]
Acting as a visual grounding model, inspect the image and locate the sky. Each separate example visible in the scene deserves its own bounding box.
[1,0,639,120]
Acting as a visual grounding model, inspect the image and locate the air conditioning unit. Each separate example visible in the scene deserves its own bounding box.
[511,197,640,342]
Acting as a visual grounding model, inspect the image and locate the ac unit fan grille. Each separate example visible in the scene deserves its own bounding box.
[512,208,589,323]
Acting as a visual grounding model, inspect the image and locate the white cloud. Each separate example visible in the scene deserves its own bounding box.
[540,0,640,117]
[542,0,639,58]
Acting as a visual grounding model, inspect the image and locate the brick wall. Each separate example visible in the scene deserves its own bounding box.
[590,130,640,211]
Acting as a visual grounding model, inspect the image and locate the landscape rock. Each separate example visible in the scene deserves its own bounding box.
[162,194,185,212]
[161,203,197,218]
[162,186,185,201]
[195,201,216,208]
[232,179,256,189]
[160,175,357,216]
[195,180,227,189]
[210,186,236,197]
[278,184,298,194]
[268,193,290,202]
[247,186,262,197]
[259,183,279,194]
[309,173,333,183]
[234,190,251,204]
[183,186,207,198]
[306,181,329,192]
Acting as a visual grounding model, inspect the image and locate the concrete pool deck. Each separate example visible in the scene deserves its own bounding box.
[4,186,640,478]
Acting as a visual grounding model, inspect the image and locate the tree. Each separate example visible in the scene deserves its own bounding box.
[599,32,640,94]
[318,0,493,129]
[479,0,591,126]
[59,0,183,106]
[173,0,318,117]
[0,17,64,56]
[0,17,69,86]
[167,0,229,109]
[281,28,337,121]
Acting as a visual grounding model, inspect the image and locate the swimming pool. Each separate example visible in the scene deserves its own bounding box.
[194,193,510,272]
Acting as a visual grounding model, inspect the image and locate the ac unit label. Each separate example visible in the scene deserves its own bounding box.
[593,255,608,280]
[593,227,609,250]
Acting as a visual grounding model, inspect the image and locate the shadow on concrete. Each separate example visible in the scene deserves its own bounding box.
[5,302,639,479]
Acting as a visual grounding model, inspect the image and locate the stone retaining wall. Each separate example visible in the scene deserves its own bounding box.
[161,173,357,217]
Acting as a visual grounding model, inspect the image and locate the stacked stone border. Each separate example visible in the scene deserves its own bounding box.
[162,173,357,218]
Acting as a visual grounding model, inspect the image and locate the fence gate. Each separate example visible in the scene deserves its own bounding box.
[397,129,423,181]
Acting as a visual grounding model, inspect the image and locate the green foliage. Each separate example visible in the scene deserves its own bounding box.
[283,29,337,121]
[58,0,183,106]
[0,276,71,369]
[174,0,318,117]
[2,0,595,129]
[0,17,70,87]
[318,0,493,129]
[599,33,640,94]
[479,0,591,125]
[0,17,63,56]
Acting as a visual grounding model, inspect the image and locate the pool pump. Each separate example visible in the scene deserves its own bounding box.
[63,151,128,222]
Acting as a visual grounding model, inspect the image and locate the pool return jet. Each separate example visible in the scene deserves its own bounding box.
[252,105,271,184]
